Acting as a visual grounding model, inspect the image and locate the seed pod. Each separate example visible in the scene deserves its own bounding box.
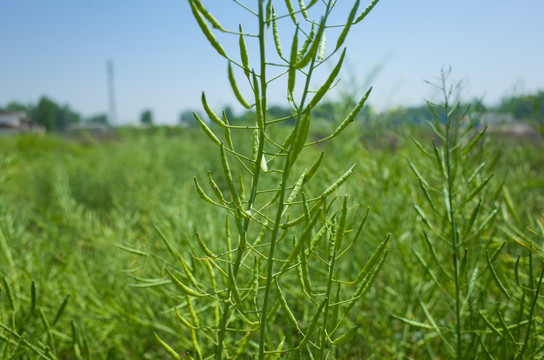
[309,49,346,108]
[190,0,224,31]
[284,0,297,24]
[286,172,305,204]
[354,0,381,24]
[320,164,356,199]
[329,87,372,138]
[288,29,299,98]
[297,24,315,63]
[335,0,360,51]
[303,152,323,185]
[30,280,37,315]
[332,325,360,347]
[165,267,204,297]
[300,245,313,294]
[207,172,228,205]
[2,276,14,311]
[222,111,234,150]
[238,25,250,78]
[189,1,227,58]
[288,110,311,165]
[298,0,309,20]
[201,92,226,127]
[298,297,327,349]
[281,210,319,270]
[194,112,221,146]
[462,126,487,155]
[275,280,302,333]
[194,177,220,206]
[272,7,283,58]
[252,72,265,130]
[317,33,326,61]
[220,143,243,210]
[296,16,326,69]
[228,63,251,109]
[486,250,510,298]
[335,197,348,252]
[154,332,182,360]
[196,232,216,258]
[52,294,70,326]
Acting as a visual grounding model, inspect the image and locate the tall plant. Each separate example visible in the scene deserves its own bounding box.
[399,69,544,358]
[153,0,387,358]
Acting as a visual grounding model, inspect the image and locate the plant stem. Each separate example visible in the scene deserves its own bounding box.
[442,77,462,359]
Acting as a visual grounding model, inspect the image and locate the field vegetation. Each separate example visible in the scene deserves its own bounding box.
[2,0,544,359]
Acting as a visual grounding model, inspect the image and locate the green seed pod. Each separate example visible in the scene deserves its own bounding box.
[165,268,204,297]
[275,280,302,332]
[332,325,361,347]
[30,280,37,315]
[190,0,225,31]
[320,164,356,199]
[194,177,220,206]
[189,1,227,58]
[196,232,216,258]
[2,276,14,311]
[53,294,70,326]
[220,143,243,210]
[317,33,326,61]
[286,172,305,204]
[303,152,323,185]
[296,16,326,69]
[207,172,228,205]
[309,49,346,109]
[335,0,360,51]
[238,25,251,78]
[222,111,234,150]
[288,110,311,165]
[154,332,182,360]
[252,72,264,130]
[298,297,327,349]
[284,0,297,24]
[281,210,319,270]
[272,7,283,58]
[354,0,381,24]
[288,28,299,98]
[330,87,372,138]
[194,112,221,146]
[298,0,309,20]
[202,92,226,127]
[297,24,315,63]
[228,63,251,109]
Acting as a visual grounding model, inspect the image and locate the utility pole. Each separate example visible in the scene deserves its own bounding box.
[107,60,117,126]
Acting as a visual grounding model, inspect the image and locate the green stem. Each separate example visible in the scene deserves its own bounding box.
[442,81,462,359]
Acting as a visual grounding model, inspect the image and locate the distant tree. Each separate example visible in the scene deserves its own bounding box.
[498,91,544,120]
[56,104,80,129]
[32,96,58,131]
[140,109,153,125]
[87,114,109,124]
[179,110,197,126]
[1,101,27,112]
[29,97,81,131]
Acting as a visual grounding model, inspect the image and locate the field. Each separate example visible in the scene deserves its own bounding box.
[2,1,544,357]
[1,114,543,358]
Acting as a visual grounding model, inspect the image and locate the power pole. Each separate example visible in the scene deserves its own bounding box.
[107,60,117,126]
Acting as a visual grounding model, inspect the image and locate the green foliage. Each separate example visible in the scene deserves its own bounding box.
[140,109,154,125]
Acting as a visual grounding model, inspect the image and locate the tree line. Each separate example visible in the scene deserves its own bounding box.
[1,91,543,132]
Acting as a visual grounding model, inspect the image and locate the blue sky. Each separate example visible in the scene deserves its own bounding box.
[1,0,543,124]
